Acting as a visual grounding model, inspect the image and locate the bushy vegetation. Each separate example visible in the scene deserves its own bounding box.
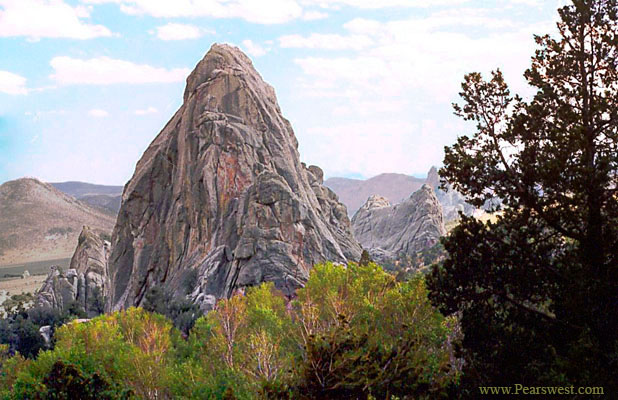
[0,295,88,359]
[0,262,460,399]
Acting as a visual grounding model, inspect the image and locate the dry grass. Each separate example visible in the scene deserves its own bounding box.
[0,276,46,295]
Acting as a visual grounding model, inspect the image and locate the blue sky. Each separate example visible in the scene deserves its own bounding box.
[0,0,565,185]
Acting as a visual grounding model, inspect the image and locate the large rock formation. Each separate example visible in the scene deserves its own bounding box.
[351,185,446,265]
[108,44,361,311]
[36,226,109,316]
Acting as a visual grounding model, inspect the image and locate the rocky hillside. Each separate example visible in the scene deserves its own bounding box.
[351,185,446,266]
[325,173,426,216]
[108,44,361,312]
[0,178,116,266]
[51,181,123,214]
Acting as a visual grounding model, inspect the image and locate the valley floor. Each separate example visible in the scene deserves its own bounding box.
[0,257,71,295]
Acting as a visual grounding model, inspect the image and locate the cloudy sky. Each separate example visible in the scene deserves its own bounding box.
[0,0,565,185]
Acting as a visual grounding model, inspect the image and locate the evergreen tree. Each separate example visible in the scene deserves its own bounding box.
[428,0,618,393]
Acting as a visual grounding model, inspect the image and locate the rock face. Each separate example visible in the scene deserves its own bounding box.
[108,44,361,312]
[36,226,109,316]
[351,185,446,265]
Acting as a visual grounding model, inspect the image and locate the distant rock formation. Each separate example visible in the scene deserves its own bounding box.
[108,44,361,312]
[425,166,440,190]
[36,226,109,317]
[325,173,426,217]
[351,185,446,265]
[325,167,478,222]
[423,166,476,221]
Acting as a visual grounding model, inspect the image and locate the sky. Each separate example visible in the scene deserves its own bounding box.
[0,0,566,185]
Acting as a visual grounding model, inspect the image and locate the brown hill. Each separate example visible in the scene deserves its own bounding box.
[0,178,116,266]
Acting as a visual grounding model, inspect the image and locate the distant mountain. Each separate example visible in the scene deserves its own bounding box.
[50,181,123,214]
[326,167,478,222]
[0,178,116,266]
[324,173,426,216]
[49,181,123,198]
[76,194,122,214]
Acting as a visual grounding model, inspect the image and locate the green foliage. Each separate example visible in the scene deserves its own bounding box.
[429,0,618,394]
[1,293,34,316]
[290,263,459,399]
[42,360,118,400]
[0,263,458,399]
[359,249,373,266]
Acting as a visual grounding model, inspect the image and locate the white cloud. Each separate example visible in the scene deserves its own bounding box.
[279,33,372,50]
[293,13,550,105]
[80,0,467,24]
[0,0,112,39]
[300,0,468,9]
[508,0,542,6]
[152,23,213,40]
[285,6,561,178]
[242,39,268,57]
[301,120,452,178]
[302,10,328,20]
[134,106,158,115]
[88,109,109,117]
[49,56,191,85]
[0,70,27,95]
[82,0,304,24]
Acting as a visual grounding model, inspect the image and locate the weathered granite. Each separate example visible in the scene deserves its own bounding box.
[351,185,446,264]
[425,166,476,221]
[36,226,109,316]
[108,44,361,312]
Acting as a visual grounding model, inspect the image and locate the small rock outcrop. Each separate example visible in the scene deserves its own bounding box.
[108,44,361,312]
[351,185,446,265]
[36,226,109,316]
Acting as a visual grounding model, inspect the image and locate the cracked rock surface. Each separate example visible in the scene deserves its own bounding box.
[107,44,361,311]
[36,226,109,317]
